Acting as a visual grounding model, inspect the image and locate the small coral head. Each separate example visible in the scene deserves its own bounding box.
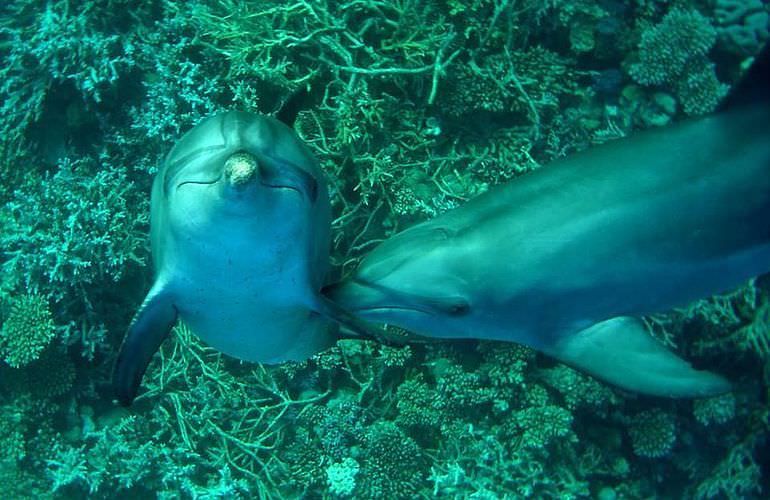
[223,151,259,189]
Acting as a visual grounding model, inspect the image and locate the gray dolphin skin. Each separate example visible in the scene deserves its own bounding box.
[113,111,338,406]
[327,52,770,398]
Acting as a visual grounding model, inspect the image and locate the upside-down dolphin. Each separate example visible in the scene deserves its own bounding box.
[114,111,348,406]
[326,48,770,397]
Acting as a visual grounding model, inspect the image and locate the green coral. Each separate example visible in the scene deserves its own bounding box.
[0,404,26,464]
[19,347,76,399]
[675,62,728,116]
[693,393,736,426]
[395,374,446,432]
[540,364,619,412]
[630,9,716,86]
[478,342,534,388]
[0,293,55,367]
[358,421,426,498]
[510,405,574,449]
[2,157,148,301]
[629,8,727,116]
[326,457,359,498]
[694,443,762,499]
[714,0,770,56]
[0,1,765,498]
[627,409,677,458]
[436,364,494,415]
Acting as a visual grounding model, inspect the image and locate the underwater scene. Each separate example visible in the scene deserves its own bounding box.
[1,0,769,498]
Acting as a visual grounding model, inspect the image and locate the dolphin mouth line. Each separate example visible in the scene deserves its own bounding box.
[176,177,303,195]
[177,179,219,188]
[353,305,436,316]
[261,182,303,195]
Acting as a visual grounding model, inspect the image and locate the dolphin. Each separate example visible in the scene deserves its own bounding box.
[113,111,347,406]
[326,48,770,398]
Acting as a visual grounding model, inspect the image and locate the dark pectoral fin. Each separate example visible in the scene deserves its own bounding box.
[113,287,177,406]
[544,317,730,398]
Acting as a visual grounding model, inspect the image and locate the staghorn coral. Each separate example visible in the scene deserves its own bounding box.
[693,441,763,499]
[1,156,148,302]
[0,1,766,498]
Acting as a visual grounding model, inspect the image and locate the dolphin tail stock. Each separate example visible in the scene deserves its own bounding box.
[113,284,178,406]
[543,317,730,398]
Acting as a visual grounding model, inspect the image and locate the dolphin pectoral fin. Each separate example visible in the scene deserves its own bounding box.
[544,317,730,398]
[113,287,178,406]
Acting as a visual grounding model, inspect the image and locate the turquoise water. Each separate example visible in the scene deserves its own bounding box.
[1,0,768,498]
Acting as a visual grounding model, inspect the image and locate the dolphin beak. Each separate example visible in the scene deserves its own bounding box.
[325,279,389,313]
[325,278,460,317]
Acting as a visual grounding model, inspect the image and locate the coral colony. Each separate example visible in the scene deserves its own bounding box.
[0,1,768,497]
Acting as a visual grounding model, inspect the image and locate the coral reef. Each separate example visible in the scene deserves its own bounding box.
[0,0,767,498]
[626,409,677,458]
[629,8,728,116]
[0,294,55,367]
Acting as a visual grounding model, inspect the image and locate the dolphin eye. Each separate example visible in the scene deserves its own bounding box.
[448,302,470,316]
[423,296,470,316]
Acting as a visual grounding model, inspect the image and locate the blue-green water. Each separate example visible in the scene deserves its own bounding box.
[1,0,768,498]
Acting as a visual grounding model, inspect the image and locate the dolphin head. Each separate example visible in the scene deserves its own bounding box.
[152,111,330,278]
[160,111,322,207]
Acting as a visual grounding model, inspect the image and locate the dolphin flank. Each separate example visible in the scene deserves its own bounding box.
[326,47,770,398]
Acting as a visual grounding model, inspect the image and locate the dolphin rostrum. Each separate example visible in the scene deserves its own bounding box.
[327,48,770,398]
[114,111,348,406]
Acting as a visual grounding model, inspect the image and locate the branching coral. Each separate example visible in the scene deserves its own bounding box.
[626,409,677,458]
[326,457,360,498]
[694,440,763,499]
[0,1,766,498]
[629,8,728,116]
[358,421,426,498]
[1,156,148,302]
[0,0,139,198]
[693,393,736,426]
[539,364,619,412]
[0,293,55,367]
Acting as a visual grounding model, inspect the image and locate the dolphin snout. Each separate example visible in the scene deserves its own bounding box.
[224,152,259,189]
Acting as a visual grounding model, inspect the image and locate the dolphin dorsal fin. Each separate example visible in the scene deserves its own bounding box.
[113,284,178,406]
